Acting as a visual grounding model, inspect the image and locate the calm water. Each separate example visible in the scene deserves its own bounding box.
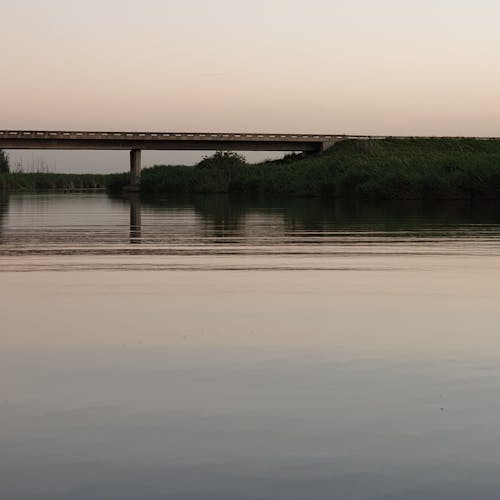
[2,193,500,499]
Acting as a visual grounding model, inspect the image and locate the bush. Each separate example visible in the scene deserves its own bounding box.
[196,151,247,169]
[0,150,9,173]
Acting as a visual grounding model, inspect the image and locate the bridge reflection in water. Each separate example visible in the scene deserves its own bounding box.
[126,194,142,244]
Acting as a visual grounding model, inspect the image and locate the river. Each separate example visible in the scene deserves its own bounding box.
[1,192,500,499]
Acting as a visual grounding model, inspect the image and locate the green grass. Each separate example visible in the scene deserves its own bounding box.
[107,138,500,200]
[0,172,107,191]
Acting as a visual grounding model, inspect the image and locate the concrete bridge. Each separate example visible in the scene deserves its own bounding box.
[0,130,355,189]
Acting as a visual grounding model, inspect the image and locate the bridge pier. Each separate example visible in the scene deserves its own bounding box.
[128,149,141,191]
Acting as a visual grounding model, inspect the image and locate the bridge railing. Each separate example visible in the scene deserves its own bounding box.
[0,131,349,142]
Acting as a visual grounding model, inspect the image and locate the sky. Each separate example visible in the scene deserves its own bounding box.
[2,0,500,172]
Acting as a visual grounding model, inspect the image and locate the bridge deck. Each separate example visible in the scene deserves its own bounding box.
[0,130,354,152]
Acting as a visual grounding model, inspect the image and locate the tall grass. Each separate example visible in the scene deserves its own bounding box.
[108,138,500,200]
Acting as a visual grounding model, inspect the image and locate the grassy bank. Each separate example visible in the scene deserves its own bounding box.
[4,138,500,199]
[108,138,500,200]
[0,172,107,191]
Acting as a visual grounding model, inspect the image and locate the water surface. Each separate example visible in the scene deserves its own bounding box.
[2,193,500,499]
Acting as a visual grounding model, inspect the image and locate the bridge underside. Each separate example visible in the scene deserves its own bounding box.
[0,138,328,152]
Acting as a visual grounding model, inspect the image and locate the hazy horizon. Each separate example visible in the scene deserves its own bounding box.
[3,0,500,172]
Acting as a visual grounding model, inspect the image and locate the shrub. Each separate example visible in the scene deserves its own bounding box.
[196,151,247,169]
[0,150,9,173]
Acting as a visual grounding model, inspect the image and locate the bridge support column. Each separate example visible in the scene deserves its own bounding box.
[129,149,141,190]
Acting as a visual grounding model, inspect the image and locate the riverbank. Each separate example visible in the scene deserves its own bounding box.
[107,138,500,200]
[4,138,500,199]
[0,172,107,191]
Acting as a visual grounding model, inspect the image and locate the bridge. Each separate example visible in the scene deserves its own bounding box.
[0,130,355,189]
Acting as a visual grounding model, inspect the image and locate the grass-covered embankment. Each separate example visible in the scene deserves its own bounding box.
[108,138,500,200]
[0,172,107,191]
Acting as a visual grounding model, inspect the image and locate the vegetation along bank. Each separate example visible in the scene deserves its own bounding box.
[107,138,500,200]
[4,138,500,199]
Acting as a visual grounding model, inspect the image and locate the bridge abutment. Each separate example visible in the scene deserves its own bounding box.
[321,140,342,152]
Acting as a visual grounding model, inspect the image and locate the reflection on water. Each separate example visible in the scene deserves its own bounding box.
[0,192,8,244]
[127,193,142,244]
[2,193,500,499]
[3,193,500,270]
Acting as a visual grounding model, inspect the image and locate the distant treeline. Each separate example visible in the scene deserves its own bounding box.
[107,138,500,200]
[0,149,108,191]
[0,172,107,191]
